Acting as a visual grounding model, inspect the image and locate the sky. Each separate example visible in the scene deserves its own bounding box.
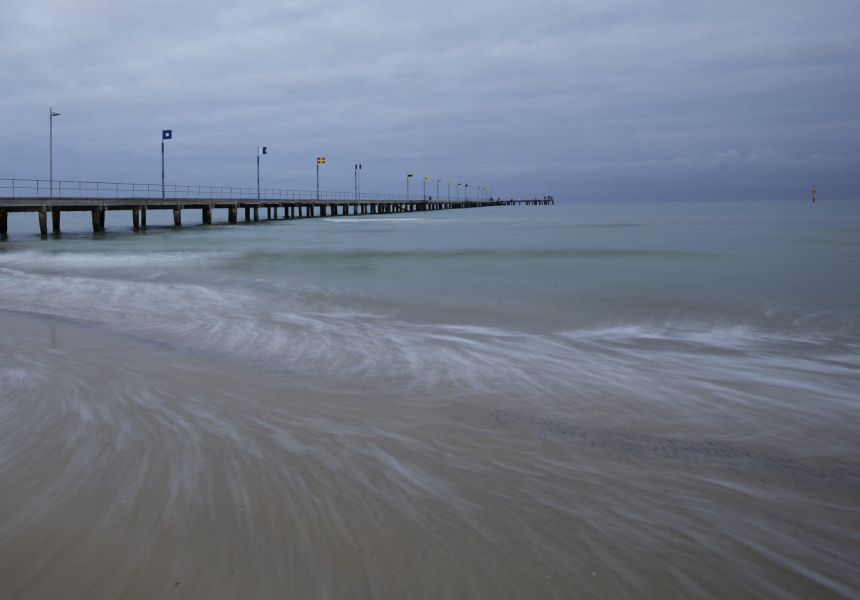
[1,0,858,202]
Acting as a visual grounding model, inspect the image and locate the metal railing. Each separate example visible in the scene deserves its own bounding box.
[0,178,443,202]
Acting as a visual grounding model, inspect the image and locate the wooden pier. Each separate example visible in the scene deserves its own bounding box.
[0,195,554,236]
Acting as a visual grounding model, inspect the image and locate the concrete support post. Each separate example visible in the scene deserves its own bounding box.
[203,205,212,225]
[173,208,181,227]
[133,208,140,231]
[141,208,147,228]
[245,206,251,221]
[52,209,61,232]
[38,207,48,235]
[91,209,100,232]
[0,210,7,235]
[228,206,237,223]
[253,206,259,221]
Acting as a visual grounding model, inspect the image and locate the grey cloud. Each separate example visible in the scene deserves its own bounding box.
[1,0,857,200]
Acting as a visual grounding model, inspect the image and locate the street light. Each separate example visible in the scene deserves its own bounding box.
[257,146,267,199]
[407,173,413,200]
[355,163,362,200]
[49,108,60,197]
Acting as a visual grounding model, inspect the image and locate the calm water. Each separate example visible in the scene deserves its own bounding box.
[1,200,859,598]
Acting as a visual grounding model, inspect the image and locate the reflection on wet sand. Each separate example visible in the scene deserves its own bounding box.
[1,312,858,599]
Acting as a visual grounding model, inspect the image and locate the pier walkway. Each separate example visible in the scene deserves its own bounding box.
[1,178,553,235]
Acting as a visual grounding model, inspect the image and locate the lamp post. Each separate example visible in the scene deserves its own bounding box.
[49,108,60,197]
[423,176,428,201]
[448,181,452,202]
[257,147,267,199]
[355,163,362,200]
[437,179,441,201]
[457,183,461,201]
[407,173,412,200]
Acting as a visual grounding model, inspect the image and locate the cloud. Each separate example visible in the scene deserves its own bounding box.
[1,0,858,200]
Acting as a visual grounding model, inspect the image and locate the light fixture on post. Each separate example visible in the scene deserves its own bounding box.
[49,108,61,198]
[257,146,267,200]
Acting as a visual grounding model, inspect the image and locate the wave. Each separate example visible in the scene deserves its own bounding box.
[2,267,857,432]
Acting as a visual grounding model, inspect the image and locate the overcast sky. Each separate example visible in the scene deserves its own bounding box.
[1,0,857,201]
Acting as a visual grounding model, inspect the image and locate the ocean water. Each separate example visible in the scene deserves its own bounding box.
[1,199,859,598]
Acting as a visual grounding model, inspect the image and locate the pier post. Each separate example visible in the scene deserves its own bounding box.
[133,208,140,231]
[38,207,48,235]
[0,209,7,235]
[99,208,106,230]
[141,208,147,228]
[173,208,181,227]
[253,207,259,221]
[203,205,212,225]
[229,206,237,223]
[52,209,61,233]
[245,206,251,221]
[267,206,271,219]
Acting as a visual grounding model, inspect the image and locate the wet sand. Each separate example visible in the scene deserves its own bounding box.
[1,311,858,599]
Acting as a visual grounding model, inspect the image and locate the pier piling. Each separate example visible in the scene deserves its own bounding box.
[1,186,553,238]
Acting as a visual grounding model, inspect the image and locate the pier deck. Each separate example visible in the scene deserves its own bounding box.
[1,194,553,235]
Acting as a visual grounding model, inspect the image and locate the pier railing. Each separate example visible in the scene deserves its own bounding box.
[0,178,438,202]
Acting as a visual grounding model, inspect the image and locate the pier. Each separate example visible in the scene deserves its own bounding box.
[0,178,553,236]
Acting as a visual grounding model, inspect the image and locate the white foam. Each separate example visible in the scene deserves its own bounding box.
[2,266,858,430]
[0,249,233,272]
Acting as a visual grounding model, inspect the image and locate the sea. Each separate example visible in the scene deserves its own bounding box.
[1,199,858,599]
